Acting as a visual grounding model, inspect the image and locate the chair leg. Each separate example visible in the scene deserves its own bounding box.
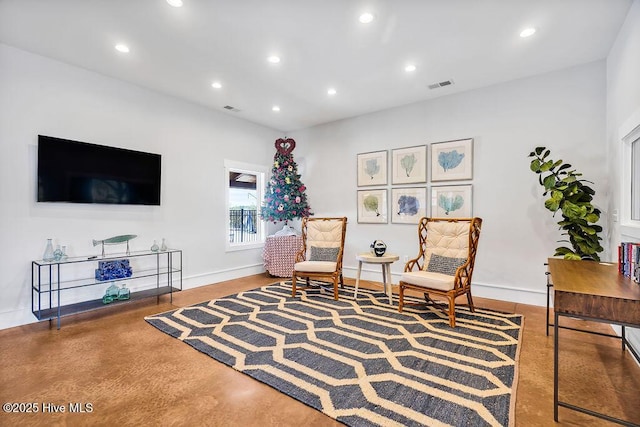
[291,275,297,297]
[339,273,344,288]
[466,290,475,313]
[398,284,404,312]
[333,277,339,300]
[447,295,456,328]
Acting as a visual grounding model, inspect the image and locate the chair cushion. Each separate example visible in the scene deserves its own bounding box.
[400,271,455,291]
[309,246,339,262]
[422,221,470,270]
[305,220,344,260]
[425,254,466,276]
[294,261,337,273]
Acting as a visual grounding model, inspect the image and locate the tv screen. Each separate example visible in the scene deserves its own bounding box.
[37,135,161,205]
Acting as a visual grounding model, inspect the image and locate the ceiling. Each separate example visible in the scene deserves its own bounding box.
[0,0,632,132]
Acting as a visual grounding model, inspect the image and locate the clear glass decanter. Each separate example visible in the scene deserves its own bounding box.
[43,239,54,262]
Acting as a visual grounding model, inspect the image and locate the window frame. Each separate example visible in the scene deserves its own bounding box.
[224,159,267,252]
[620,109,640,239]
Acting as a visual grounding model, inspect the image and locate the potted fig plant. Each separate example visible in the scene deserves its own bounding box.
[528,146,603,261]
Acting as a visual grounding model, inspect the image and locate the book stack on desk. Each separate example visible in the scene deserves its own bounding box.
[618,242,640,282]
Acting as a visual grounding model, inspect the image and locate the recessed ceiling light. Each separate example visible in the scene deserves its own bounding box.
[166,0,183,7]
[114,44,130,53]
[327,88,337,96]
[267,55,281,64]
[211,81,222,89]
[405,64,417,72]
[272,105,280,112]
[520,27,536,38]
[359,12,375,24]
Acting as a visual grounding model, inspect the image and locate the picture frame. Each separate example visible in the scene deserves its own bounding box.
[431,185,473,217]
[430,138,473,182]
[392,145,427,184]
[357,150,388,186]
[391,187,427,224]
[357,189,388,223]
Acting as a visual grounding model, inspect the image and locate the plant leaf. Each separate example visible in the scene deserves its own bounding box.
[543,175,556,190]
[530,159,541,172]
[539,160,554,172]
[545,198,560,211]
[585,213,599,223]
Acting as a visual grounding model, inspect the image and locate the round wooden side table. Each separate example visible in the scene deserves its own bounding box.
[354,252,399,304]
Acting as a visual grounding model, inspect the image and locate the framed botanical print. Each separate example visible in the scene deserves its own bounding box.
[391,145,427,184]
[431,185,472,217]
[357,189,388,223]
[391,187,427,224]
[357,150,388,186]
[431,138,473,181]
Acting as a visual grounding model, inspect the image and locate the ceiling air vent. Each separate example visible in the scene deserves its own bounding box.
[223,105,241,112]
[428,79,454,90]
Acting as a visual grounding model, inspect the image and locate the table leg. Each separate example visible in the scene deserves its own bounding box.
[554,311,559,422]
[354,261,363,299]
[384,263,393,304]
[381,264,388,303]
[546,279,551,336]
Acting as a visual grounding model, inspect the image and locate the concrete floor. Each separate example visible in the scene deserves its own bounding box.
[1,274,639,426]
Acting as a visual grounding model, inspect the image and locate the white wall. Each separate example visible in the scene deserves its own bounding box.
[0,44,280,329]
[291,61,608,306]
[606,0,640,357]
[0,41,614,330]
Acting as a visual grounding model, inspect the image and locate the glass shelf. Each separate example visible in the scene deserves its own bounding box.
[33,249,180,266]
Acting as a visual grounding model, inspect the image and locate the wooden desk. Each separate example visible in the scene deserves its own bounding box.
[548,258,640,426]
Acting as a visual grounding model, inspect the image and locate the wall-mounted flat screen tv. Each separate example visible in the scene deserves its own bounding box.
[37,135,161,205]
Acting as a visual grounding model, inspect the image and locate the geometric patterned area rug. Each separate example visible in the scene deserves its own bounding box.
[145,281,523,427]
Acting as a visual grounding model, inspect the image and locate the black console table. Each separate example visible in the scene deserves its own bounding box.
[32,249,182,329]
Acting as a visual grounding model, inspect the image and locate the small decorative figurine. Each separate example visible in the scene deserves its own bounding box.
[92,234,137,257]
[95,259,132,281]
[370,240,387,257]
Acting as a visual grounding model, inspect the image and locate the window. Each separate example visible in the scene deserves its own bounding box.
[632,138,640,221]
[621,110,640,237]
[224,160,266,251]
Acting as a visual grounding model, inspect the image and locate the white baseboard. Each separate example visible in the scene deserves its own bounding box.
[342,266,547,307]
[471,281,547,307]
[0,263,266,331]
[0,308,39,330]
[182,263,265,289]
